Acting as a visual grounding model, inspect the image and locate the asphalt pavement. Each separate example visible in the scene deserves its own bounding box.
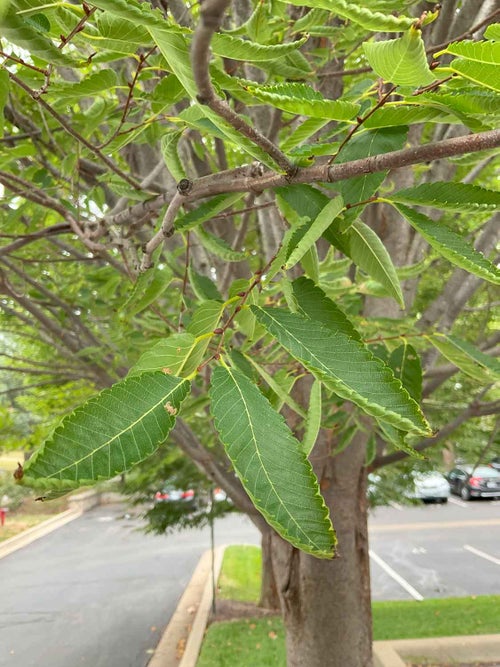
[1,498,499,666]
[0,505,259,667]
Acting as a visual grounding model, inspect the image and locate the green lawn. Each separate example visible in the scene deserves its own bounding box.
[197,545,500,667]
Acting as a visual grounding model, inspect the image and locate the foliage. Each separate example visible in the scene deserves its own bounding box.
[0,2,499,660]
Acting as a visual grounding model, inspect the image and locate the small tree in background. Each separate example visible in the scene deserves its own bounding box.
[1,1,499,665]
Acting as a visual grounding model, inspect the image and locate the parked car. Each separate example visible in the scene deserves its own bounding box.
[446,465,500,500]
[490,457,500,471]
[154,486,196,505]
[410,471,450,503]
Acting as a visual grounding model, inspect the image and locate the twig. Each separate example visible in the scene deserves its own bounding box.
[9,73,143,191]
[191,0,295,175]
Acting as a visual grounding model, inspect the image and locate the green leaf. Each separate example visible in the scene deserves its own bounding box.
[388,343,422,403]
[252,307,430,435]
[51,71,118,102]
[130,334,198,377]
[188,266,222,301]
[282,0,414,31]
[23,373,190,486]
[175,193,245,232]
[243,354,306,418]
[244,83,359,120]
[484,24,500,41]
[363,105,450,129]
[426,334,500,382]
[0,8,75,66]
[388,181,500,212]
[292,277,362,341]
[88,0,164,28]
[210,365,335,558]
[94,12,153,52]
[363,27,436,86]
[302,379,322,456]
[285,196,344,269]
[435,40,500,65]
[328,220,405,308]
[334,126,408,210]
[122,264,173,316]
[394,205,500,285]
[211,33,308,62]
[281,117,330,152]
[196,227,247,262]
[160,130,185,181]
[445,59,500,92]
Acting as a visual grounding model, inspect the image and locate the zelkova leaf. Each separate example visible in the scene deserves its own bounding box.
[484,24,500,41]
[175,193,245,232]
[50,70,118,101]
[282,0,414,32]
[388,181,500,211]
[292,277,362,342]
[210,366,335,558]
[394,205,500,285]
[196,227,247,262]
[252,307,431,435]
[244,83,359,121]
[426,334,500,382]
[445,59,500,92]
[302,379,322,456]
[435,40,500,65]
[211,33,308,62]
[388,342,422,403]
[363,27,436,86]
[23,373,190,486]
[285,196,344,269]
[328,220,405,308]
[129,334,198,377]
[0,8,76,67]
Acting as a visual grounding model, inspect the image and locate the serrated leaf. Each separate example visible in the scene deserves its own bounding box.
[388,343,422,403]
[376,422,426,460]
[435,40,500,65]
[282,0,414,31]
[363,27,436,86]
[281,117,330,152]
[23,373,190,486]
[175,193,245,232]
[484,24,500,41]
[243,354,306,418]
[0,8,76,66]
[329,220,405,308]
[188,266,222,301]
[160,130,185,181]
[389,181,500,211]
[210,365,335,558]
[252,306,430,435]
[292,277,361,341]
[387,181,500,212]
[363,105,450,129]
[122,264,173,316]
[303,379,322,456]
[129,334,198,377]
[445,59,500,92]
[394,204,500,285]
[196,226,247,262]
[211,33,308,62]
[285,196,344,269]
[95,12,153,52]
[426,334,500,382]
[88,0,164,28]
[244,82,359,120]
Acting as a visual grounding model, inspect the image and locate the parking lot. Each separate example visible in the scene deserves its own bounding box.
[369,498,500,601]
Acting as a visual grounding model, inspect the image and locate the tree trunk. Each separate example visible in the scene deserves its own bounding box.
[259,529,281,610]
[271,431,373,667]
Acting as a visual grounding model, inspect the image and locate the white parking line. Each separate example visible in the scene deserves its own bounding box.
[464,544,500,566]
[369,549,424,601]
[448,497,469,508]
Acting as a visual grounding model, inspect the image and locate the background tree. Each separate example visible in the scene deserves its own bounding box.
[1,1,500,666]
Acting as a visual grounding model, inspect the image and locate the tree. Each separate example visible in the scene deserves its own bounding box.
[1,1,500,665]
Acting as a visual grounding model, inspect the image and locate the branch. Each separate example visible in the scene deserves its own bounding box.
[370,393,500,470]
[191,0,294,174]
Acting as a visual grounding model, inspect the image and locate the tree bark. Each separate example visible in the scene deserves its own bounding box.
[259,529,281,610]
[270,430,373,667]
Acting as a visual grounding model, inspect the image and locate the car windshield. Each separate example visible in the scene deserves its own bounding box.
[464,466,500,477]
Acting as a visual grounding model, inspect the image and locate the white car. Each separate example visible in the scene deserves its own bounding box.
[411,471,450,503]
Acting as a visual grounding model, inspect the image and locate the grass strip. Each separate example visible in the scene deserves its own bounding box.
[197,545,500,667]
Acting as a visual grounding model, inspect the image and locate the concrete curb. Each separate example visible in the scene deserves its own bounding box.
[151,545,500,667]
[0,508,82,560]
[149,545,226,667]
